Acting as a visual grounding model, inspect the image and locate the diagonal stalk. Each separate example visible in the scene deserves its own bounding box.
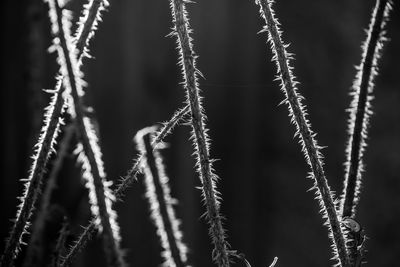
[116,104,190,199]
[61,222,97,267]
[341,0,393,219]
[0,80,66,267]
[255,0,349,266]
[46,0,125,266]
[23,123,74,267]
[168,0,231,266]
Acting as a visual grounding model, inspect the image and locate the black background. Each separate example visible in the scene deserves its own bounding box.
[1,0,399,266]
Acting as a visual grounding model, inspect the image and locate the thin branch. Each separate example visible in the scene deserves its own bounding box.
[255,0,349,266]
[116,104,190,199]
[168,0,231,266]
[50,218,69,267]
[341,0,393,219]
[23,123,74,267]
[136,127,190,267]
[61,221,97,267]
[1,0,109,265]
[0,80,66,267]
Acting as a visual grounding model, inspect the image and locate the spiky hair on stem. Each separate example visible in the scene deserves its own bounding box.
[116,104,190,199]
[136,126,190,267]
[74,0,109,63]
[23,123,74,267]
[340,0,393,219]
[61,221,96,267]
[168,0,232,266]
[0,79,67,267]
[50,217,69,267]
[255,0,349,266]
[61,105,189,264]
[152,105,190,150]
[46,0,126,266]
[1,0,112,265]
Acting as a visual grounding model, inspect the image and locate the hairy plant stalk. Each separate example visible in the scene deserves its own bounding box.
[61,106,188,265]
[169,0,231,266]
[46,1,125,266]
[61,221,96,267]
[116,104,190,199]
[1,0,109,265]
[0,81,66,267]
[50,218,69,267]
[136,127,189,267]
[24,124,74,267]
[341,0,393,219]
[74,0,109,61]
[255,1,349,266]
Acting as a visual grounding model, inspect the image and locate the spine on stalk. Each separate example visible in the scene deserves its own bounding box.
[168,0,232,266]
[63,105,189,265]
[341,0,393,219]
[136,127,190,267]
[46,0,125,266]
[1,0,111,265]
[255,0,349,266]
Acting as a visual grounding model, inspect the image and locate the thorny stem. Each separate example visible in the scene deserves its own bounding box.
[61,106,188,265]
[169,0,231,266]
[50,218,69,267]
[24,124,74,267]
[48,0,125,266]
[136,128,189,267]
[61,222,97,267]
[1,0,108,265]
[116,104,190,199]
[255,0,349,266]
[0,82,66,267]
[341,0,392,218]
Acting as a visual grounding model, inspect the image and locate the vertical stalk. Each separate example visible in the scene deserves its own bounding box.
[0,80,66,267]
[136,127,189,267]
[255,0,349,266]
[168,0,231,266]
[23,124,74,267]
[341,0,393,218]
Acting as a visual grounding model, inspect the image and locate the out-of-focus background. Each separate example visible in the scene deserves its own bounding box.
[1,0,399,266]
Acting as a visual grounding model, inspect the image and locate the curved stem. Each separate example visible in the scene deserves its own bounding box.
[136,127,189,267]
[341,0,392,218]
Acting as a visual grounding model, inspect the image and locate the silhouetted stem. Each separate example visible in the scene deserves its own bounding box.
[169,0,231,266]
[23,124,74,267]
[136,127,189,267]
[341,0,392,218]
[255,0,349,266]
[48,1,125,266]
[0,81,66,267]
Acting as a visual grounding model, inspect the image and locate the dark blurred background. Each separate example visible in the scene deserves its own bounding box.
[1,0,399,266]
